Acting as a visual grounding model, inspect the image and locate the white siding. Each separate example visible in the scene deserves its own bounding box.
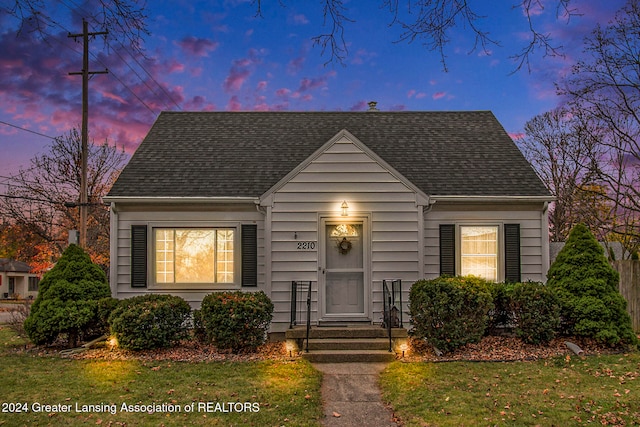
[111,205,265,308]
[423,203,549,283]
[266,136,423,332]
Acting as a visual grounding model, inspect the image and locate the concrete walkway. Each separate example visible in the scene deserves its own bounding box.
[313,363,399,427]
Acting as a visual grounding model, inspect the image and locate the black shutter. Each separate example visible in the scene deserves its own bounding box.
[504,224,521,283]
[439,224,456,276]
[130,225,147,288]
[241,224,258,286]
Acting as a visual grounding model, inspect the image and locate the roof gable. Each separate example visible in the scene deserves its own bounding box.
[261,129,429,204]
[107,111,551,200]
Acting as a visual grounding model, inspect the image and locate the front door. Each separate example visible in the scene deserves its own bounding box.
[321,219,368,320]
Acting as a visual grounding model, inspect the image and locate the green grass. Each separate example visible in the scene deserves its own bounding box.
[381,354,640,426]
[0,327,323,426]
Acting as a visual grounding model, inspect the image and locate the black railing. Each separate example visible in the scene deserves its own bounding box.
[290,281,312,352]
[382,281,392,352]
[382,279,403,352]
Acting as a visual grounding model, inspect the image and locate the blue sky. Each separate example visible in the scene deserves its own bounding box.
[0,0,628,178]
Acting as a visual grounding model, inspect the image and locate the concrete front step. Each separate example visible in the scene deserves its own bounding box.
[307,338,391,351]
[286,326,408,340]
[302,349,397,363]
[287,326,407,363]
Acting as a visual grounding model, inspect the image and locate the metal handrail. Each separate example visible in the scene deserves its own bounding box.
[382,280,392,352]
[290,281,313,353]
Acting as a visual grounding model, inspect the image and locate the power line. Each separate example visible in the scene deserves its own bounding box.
[0,120,59,140]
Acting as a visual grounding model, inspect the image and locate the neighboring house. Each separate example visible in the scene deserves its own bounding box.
[105,110,553,333]
[0,258,39,299]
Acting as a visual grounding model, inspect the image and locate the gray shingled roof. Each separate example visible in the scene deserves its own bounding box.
[0,258,32,273]
[107,111,550,198]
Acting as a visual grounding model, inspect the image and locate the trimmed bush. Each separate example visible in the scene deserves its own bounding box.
[510,282,560,344]
[109,294,191,351]
[24,245,111,347]
[547,224,637,347]
[409,276,494,353]
[199,291,273,353]
[486,282,516,334]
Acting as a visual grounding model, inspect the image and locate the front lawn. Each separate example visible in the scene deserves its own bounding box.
[381,354,640,426]
[0,327,323,426]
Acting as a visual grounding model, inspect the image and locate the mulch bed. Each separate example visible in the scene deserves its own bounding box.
[404,335,632,363]
[9,331,636,363]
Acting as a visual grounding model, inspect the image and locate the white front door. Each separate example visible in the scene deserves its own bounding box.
[320,219,369,320]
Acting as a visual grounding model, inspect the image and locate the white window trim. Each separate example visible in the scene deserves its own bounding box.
[456,223,504,282]
[147,221,242,290]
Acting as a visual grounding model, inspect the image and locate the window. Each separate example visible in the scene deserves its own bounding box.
[28,277,39,292]
[154,228,234,284]
[439,223,521,283]
[460,226,499,281]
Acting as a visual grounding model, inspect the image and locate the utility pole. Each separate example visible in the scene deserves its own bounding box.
[68,20,108,249]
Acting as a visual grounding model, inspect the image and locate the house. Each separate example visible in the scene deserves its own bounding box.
[0,258,39,299]
[105,110,553,333]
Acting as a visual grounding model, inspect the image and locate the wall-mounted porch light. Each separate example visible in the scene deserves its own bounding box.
[341,201,349,216]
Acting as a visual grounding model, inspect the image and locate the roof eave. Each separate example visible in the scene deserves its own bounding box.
[103,196,260,205]
[430,195,555,203]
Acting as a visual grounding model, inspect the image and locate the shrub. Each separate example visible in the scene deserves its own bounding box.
[24,245,111,347]
[109,294,191,351]
[486,282,515,334]
[199,291,273,353]
[547,224,637,347]
[408,276,494,353]
[510,282,560,344]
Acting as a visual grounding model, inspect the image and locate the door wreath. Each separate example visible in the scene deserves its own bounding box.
[337,237,352,255]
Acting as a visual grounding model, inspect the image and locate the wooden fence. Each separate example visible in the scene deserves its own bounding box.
[612,260,640,332]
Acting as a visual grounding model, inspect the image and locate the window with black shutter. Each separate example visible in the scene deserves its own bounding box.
[439,224,456,276]
[130,225,147,287]
[504,224,521,283]
[241,224,258,286]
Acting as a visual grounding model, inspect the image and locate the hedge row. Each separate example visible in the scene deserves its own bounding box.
[109,291,273,353]
[409,277,562,353]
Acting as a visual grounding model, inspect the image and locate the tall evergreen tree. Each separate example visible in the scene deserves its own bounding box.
[547,224,637,346]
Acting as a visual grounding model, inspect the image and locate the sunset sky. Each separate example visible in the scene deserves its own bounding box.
[0,0,628,182]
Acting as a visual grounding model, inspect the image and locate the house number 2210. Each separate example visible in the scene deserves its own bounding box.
[296,241,316,250]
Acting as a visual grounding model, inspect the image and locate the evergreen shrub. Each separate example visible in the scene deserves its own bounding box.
[547,224,637,347]
[510,282,560,344]
[408,276,494,353]
[199,291,273,353]
[109,294,191,350]
[24,244,113,347]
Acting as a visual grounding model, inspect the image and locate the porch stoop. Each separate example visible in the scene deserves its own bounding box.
[285,325,408,363]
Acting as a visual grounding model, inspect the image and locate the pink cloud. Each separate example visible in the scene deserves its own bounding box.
[101,91,128,105]
[177,36,219,57]
[276,88,291,98]
[432,91,447,100]
[165,59,185,74]
[349,101,368,111]
[226,96,242,111]
[256,81,268,91]
[509,132,525,140]
[407,90,427,99]
[223,51,264,93]
[224,68,251,92]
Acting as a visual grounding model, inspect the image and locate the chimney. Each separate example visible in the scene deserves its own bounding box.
[367,101,379,111]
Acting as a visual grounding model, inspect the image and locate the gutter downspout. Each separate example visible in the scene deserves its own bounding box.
[108,202,118,298]
[541,201,550,282]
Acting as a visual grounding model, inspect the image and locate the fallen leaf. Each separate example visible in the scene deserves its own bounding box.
[305,394,311,399]
[332,412,341,418]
